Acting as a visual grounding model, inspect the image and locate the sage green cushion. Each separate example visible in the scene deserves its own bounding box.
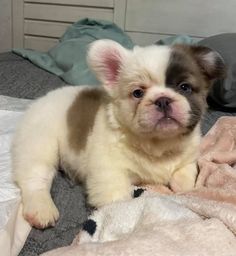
[13,18,134,86]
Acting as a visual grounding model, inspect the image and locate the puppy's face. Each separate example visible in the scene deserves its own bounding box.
[88,40,225,139]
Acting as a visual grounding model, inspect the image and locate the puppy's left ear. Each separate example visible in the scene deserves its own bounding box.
[190,46,226,82]
[87,39,129,91]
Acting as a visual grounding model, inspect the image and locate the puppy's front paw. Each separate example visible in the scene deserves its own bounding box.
[88,188,132,207]
[23,191,59,229]
[87,180,132,207]
[170,174,195,192]
[170,163,198,193]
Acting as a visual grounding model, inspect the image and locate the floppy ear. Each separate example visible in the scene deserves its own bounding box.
[190,46,226,82]
[87,39,129,89]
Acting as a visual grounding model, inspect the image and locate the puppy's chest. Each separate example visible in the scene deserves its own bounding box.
[124,145,183,184]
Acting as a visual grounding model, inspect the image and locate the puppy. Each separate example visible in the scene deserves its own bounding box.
[11,40,225,229]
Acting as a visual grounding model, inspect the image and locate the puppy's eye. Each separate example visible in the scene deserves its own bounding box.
[132,89,144,98]
[178,82,192,94]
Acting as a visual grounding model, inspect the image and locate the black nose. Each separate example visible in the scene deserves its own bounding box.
[155,97,172,112]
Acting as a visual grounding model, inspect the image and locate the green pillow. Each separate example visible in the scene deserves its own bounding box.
[13,18,134,86]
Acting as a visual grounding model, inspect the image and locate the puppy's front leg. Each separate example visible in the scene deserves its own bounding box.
[86,167,132,207]
[17,165,59,229]
[170,163,198,192]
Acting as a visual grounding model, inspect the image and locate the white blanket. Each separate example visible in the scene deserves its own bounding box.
[0,109,21,229]
[0,106,31,256]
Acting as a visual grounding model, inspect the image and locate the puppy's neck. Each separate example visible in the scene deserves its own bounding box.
[124,131,197,159]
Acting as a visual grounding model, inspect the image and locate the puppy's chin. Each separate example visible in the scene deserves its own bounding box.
[136,118,187,139]
[155,117,182,132]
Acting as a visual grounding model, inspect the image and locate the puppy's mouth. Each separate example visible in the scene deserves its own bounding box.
[136,105,188,136]
[155,116,182,130]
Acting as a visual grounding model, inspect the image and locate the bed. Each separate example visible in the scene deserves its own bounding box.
[1,1,236,255]
[0,44,236,256]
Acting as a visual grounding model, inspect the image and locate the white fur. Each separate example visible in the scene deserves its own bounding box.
[12,40,201,228]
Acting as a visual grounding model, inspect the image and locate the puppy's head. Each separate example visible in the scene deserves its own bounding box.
[88,40,225,139]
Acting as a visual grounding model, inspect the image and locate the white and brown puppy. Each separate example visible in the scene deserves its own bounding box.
[11,40,225,229]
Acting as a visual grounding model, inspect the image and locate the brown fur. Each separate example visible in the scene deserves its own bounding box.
[166,45,215,132]
[67,87,106,152]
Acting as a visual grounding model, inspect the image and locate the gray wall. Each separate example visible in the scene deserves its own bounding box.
[0,0,12,52]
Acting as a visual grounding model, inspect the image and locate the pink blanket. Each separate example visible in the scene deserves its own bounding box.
[42,117,236,256]
[195,116,236,204]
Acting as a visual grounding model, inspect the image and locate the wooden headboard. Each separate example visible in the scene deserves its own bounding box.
[12,0,236,51]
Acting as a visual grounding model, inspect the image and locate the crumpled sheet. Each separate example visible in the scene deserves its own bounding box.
[197,116,236,191]
[0,106,31,256]
[42,116,236,256]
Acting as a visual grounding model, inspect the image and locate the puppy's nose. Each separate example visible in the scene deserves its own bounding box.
[155,97,172,112]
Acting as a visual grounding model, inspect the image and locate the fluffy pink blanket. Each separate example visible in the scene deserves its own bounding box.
[42,117,236,256]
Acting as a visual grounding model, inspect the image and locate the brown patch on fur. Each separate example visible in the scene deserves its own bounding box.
[166,44,225,133]
[67,87,106,152]
[171,44,226,85]
[166,46,207,132]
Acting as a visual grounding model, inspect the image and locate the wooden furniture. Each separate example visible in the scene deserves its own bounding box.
[12,0,236,51]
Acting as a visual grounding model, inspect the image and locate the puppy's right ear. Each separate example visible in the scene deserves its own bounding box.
[87,39,129,91]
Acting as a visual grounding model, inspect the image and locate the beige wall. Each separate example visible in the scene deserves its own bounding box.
[0,0,12,52]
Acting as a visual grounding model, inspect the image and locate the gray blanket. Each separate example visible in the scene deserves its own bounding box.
[0,52,65,99]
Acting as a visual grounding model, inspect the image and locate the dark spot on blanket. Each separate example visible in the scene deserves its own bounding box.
[133,188,145,198]
[82,219,97,236]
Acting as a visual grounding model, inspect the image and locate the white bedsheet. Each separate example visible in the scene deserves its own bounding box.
[0,110,21,228]
[0,109,31,256]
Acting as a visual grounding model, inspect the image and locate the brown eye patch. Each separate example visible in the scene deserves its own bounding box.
[165,50,203,92]
[177,82,193,94]
[165,46,208,132]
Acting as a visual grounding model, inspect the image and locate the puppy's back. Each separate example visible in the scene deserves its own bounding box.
[11,86,93,182]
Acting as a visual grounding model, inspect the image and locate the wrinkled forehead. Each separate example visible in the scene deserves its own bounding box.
[121,45,200,87]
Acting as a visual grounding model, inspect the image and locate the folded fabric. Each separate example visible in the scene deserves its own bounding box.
[42,116,236,256]
[156,34,196,46]
[199,34,236,111]
[13,19,134,85]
